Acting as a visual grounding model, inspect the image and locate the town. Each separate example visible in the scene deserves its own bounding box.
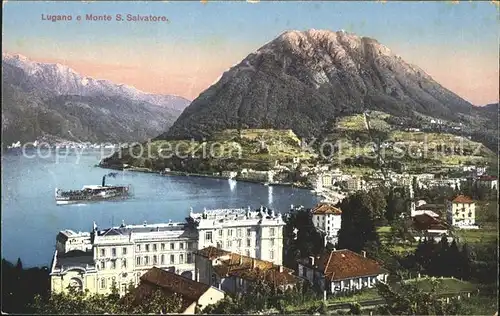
[3,163,497,314]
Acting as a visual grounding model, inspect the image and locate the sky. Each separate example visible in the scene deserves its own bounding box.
[2,1,499,105]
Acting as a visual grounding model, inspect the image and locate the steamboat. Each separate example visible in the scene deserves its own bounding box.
[55,173,131,205]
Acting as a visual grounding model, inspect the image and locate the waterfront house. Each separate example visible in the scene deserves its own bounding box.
[50,207,285,296]
[445,195,477,229]
[297,249,388,294]
[221,171,237,179]
[194,246,300,294]
[126,267,225,314]
[311,203,342,244]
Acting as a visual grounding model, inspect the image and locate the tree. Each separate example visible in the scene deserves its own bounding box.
[348,302,362,315]
[30,287,184,314]
[412,176,419,195]
[283,208,325,268]
[458,243,473,280]
[203,296,245,314]
[15,257,23,270]
[389,217,414,244]
[385,190,402,222]
[367,187,388,223]
[337,191,380,253]
[375,278,464,315]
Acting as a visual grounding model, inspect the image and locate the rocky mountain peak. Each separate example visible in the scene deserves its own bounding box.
[162,29,474,141]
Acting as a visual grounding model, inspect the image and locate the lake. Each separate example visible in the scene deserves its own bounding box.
[1,149,319,267]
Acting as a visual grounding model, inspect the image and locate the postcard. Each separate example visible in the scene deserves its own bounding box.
[2,1,498,314]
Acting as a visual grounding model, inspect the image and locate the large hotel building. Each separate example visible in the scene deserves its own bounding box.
[49,207,285,295]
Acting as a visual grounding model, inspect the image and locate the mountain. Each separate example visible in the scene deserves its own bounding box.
[2,53,191,144]
[161,29,480,141]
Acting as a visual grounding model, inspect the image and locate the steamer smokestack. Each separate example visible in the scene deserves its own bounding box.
[102,175,106,186]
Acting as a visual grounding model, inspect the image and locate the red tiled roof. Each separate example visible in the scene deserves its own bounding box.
[298,250,387,281]
[312,203,342,215]
[130,267,211,309]
[413,213,448,231]
[451,195,474,204]
[478,175,497,181]
[195,246,231,260]
[198,247,300,287]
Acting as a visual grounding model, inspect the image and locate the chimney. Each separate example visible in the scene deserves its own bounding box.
[195,268,200,282]
[309,256,315,266]
[251,258,256,269]
[239,255,243,266]
[361,250,366,258]
[279,265,283,273]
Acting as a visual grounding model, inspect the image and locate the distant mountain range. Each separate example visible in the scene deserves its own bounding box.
[2,53,191,145]
[161,29,496,150]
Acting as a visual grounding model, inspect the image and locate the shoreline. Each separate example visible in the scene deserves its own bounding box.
[97,164,313,190]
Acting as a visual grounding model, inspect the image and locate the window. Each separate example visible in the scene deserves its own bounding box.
[227,240,232,248]
[170,255,175,264]
[187,253,193,264]
[136,244,141,252]
[100,278,106,289]
[228,229,233,237]
[122,259,127,269]
[100,248,105,257]
[237,229,242,237]
[161,254,165,264]
[161,243,165,251]
[122,247,127,255]
[144,256,149,265]
[100,261,105,269]
[270,228,275,236]
[205,232,213,242]
[170,243,175,250]
[247,228,251,236]
[145,244,150,252]
[111,248,116,257]
[136,257,141,266]
[237,240,242,247]
[153,244,157,252]
[246,239,251,247]
[153,255,158,265]
[270,250,274,260]
[218,230,223,237]
[111,261,116,269]
[246,250,250,257]
[179,243,184,250]
[270,239,275,246]
[187,242,193,250]
[179,254,184,264]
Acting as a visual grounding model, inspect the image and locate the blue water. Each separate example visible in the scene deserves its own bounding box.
[1,149,319,267]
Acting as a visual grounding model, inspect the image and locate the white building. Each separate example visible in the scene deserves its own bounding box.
[346,176,366,192]
[221,171,238,179]
[190,206,285,265]
[446,195,477,229]
[50,206,285,296]
[50,221,198,296]
[311,203,342,244]
[56,230,93,253]
[239,169,275,183]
